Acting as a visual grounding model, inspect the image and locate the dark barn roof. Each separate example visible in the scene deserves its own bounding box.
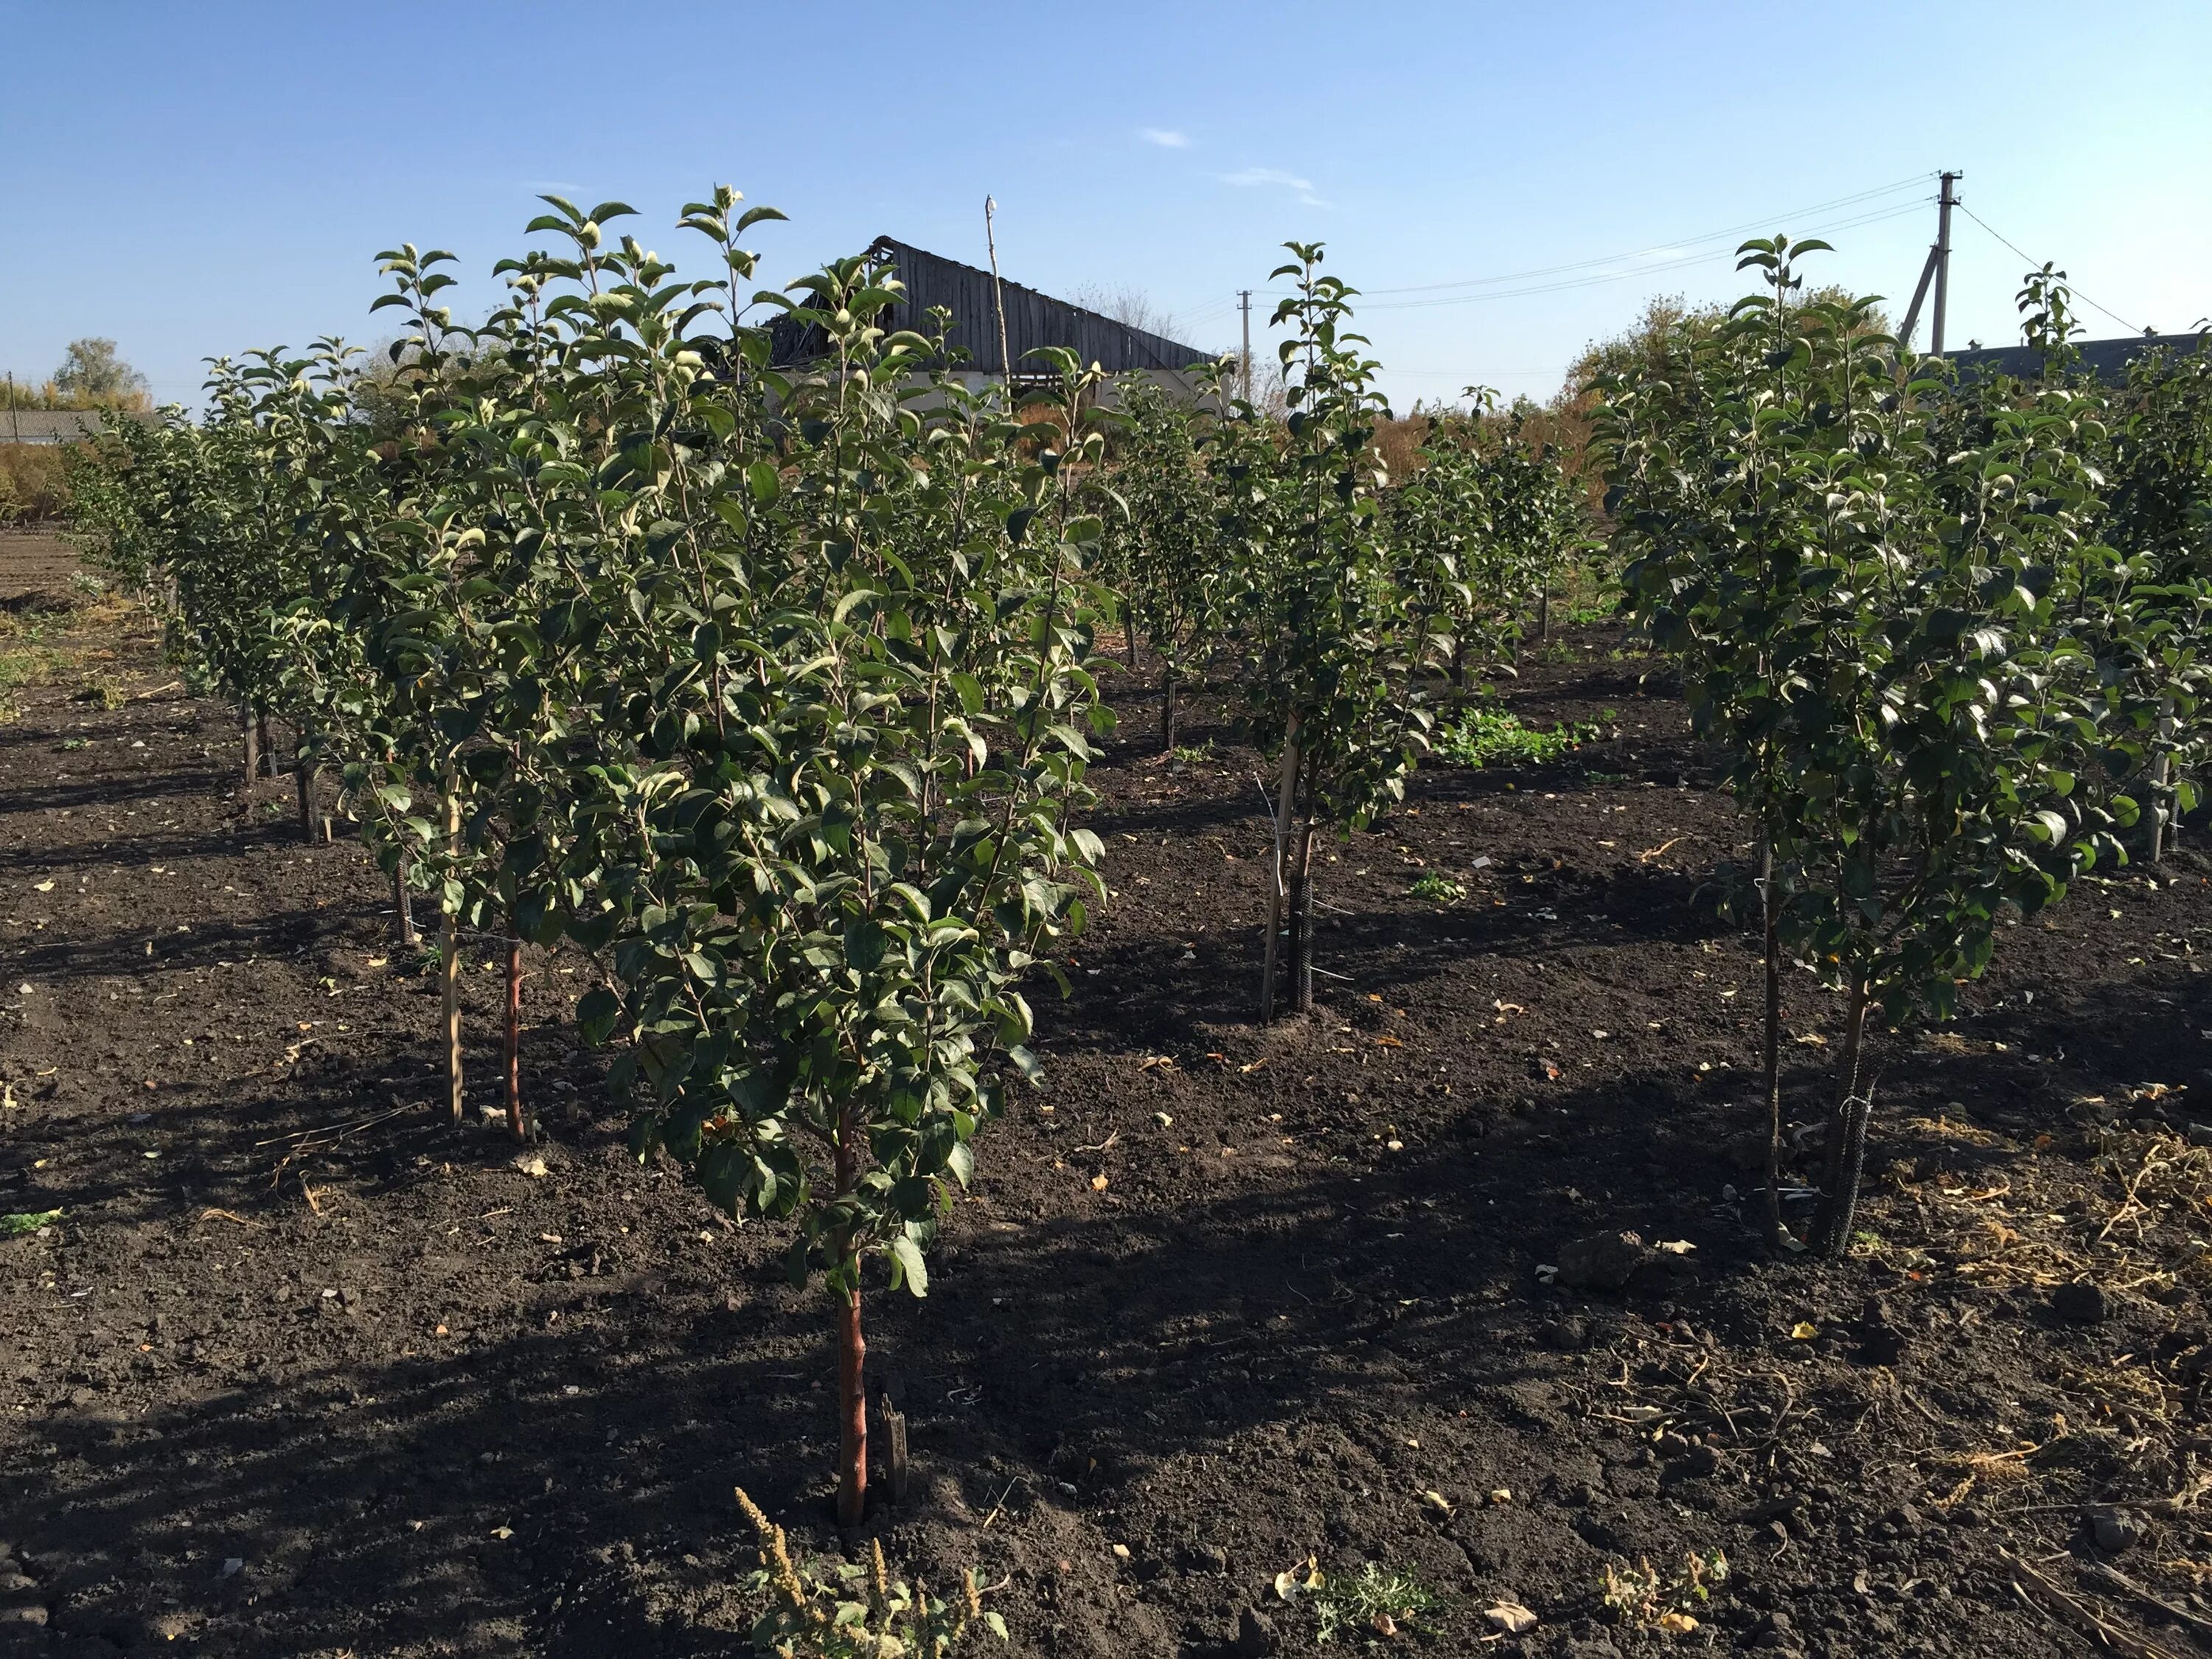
[769,236,1214,375]
[1936,333,2208,386]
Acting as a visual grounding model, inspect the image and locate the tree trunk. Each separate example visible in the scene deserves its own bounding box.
[294,752,316,846]
[1290,821,1318,1014]
[1256,723,1302,1023]
[2150,695,2177,863]
[1161,665,1178,752]
[504,937,525,1142]
[1538,588,1551,643]
[1760,837,1784,1251]
[257,712,274,777]
[240,706,258,793]
[442,787,463,1123]
[394,858,418,948]
[836,1279,869,1526]
[1813,981,1873,1257]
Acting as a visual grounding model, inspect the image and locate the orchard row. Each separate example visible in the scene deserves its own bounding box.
[66,192,1577,1526]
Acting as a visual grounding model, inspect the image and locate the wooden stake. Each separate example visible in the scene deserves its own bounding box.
[881,1394,910,1503]
[240,705,257,793]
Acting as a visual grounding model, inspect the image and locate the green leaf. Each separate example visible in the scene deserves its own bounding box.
[577,986,622,1045]
[888,1234,929,1298]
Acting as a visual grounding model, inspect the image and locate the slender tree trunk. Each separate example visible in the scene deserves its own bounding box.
[1814,981,1873,1257]
[1161,665,1178,752]
[1538,588,1551,643]
[257,712,274,777]
[2150,695,2177,863]
[442,787,463,1123]
[1257,723,1302,1023]
[394,858,417,948]
[1760,837,1784,1251]
[832,1113,869,1526]
[240,706,258,793]
[504,937,525,1141]
[836,1278,869,1526]
[1290,820,1318,1014]
[294,749,316,846]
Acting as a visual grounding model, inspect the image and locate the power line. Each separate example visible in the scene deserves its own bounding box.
[1359,198,1930,310]
[1954,203,2142,335]
[1358,172,1933,298]
[1178,173,1938,327]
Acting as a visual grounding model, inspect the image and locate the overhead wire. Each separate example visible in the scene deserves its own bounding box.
[1954,203,2142,335]
[1357,171,1932,297]
[1359,198,1931,310]
[1179,172,1938,327]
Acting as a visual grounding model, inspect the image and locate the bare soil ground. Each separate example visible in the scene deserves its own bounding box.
[7,536,2212,1658]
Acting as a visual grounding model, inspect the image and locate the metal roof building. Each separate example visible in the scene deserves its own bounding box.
[0,408,138,445]
[1938,332,2209,385]
[768,236,1216,378]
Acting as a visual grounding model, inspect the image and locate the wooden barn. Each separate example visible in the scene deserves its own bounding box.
[768,235,1217,394]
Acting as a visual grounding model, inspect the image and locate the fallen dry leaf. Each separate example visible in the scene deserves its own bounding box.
[1089,1173,1109,1191]
[1791,1321,1818,1340]
[1484,1601,1537,1635]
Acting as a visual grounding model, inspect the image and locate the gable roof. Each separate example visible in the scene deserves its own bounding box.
[0,408,146,445]
[769,237,1215,375]
[1936,333,2208,386]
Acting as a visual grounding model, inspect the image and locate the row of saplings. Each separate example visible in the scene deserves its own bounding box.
[1604,238,2212,1259]
[69,191,2211,1644]
[71,189,1565,1565]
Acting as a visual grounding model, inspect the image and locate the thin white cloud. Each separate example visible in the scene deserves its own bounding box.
[1218,166,1329,209]
[1139,128,1191,149]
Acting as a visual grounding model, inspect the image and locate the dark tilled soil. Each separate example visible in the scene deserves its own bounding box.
[7,573,2212,1657]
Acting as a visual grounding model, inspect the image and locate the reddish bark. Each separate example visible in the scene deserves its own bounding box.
[504,938,524,1141]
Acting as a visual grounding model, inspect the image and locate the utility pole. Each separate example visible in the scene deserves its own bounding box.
[6,372,18,445]
[1237,289,1253,406]
[1930,170,1960,356]
[984,195,1012,405]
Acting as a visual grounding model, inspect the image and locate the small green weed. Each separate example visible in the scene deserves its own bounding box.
[2,1209,63,1237]
[74,672,125,711]
[1435,703,1603,768]
[1170,740,1216,765]
[734,1486,1004,1655]
[1408,872,1466,905]
[1277,1559,1441,1645]
[1601,1549,1728,1634]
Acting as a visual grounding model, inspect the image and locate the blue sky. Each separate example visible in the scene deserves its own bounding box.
[4,0,2207,414]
